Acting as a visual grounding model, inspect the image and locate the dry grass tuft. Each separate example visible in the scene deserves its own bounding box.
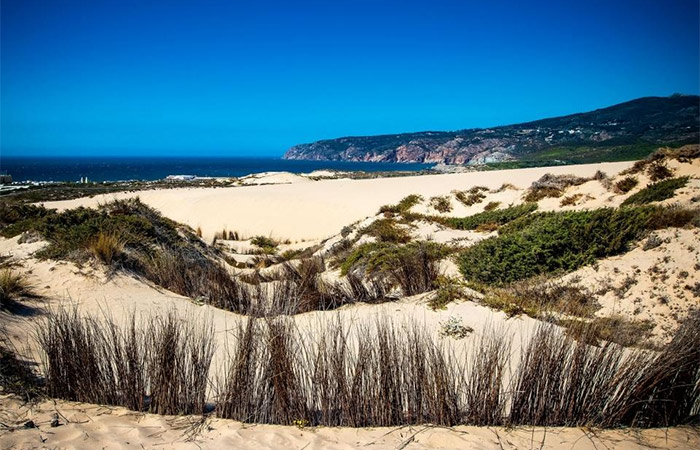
[0,268,33,309]
[89,232,124,265]
[37,308,214,415]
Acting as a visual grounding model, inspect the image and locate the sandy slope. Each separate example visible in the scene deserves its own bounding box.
[2,395,698,450]
[41,162,633,242]
[0,246,541,389]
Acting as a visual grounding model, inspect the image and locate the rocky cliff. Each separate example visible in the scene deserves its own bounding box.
[283,96,699,164]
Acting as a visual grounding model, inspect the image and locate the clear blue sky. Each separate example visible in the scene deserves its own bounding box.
[2,0,698,157]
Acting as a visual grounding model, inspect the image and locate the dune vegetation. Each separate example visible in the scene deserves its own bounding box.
[1,147,699,435]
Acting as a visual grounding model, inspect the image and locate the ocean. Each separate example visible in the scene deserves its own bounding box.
[0,157,432,183]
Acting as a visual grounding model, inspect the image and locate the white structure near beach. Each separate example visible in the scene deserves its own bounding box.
[166,174,196,181]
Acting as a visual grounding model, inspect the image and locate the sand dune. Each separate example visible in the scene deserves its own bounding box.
[42,162,633,242]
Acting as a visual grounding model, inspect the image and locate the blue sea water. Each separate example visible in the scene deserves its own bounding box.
[0,157,433,182]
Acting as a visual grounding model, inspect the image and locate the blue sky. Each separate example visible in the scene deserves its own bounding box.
[2,0,698,157]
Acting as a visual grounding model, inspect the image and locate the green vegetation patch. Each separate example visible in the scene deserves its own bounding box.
[358,218,411,243]
[379,194,423,214]
[459,206,698,284]
[621,177,689,206]
[0,198,247,312]
[454,186,487,206]
[438,203,537,231]
[339,240,449,296]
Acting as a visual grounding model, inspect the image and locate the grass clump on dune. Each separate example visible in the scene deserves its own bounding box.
[614,176,639,194]
[250,235,279,253]
[0,269,33,309]
[454,186,487,206]
[459,206,698,284]
[340,241,448,296]
[88,232,124,265]
[378,194,423,214]
[31,305,700,428]
[429,195,453,213]
[358,218,411,243]
[523,173,588,202]
[37,308,214,415]
[621,176,689,206]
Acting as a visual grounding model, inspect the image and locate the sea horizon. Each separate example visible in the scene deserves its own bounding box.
[0,155,432,183]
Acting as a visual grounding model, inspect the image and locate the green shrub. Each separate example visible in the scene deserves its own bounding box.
[339,242,389,276]
[458,206,696,284]
[364,241,450,295]
[614,176,638,194]
[340,241,449,296]
[428,276,465,310]
[0,202,55,238]
[251,235,278,252]
[647,162,673,182]
[440,203,537,230]
[359,218,411,243]
[378,194,423,214]
[454,187,487,206]
[621,177,689,206]
[429,196,453,213]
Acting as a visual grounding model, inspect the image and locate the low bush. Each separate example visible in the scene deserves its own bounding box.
[429,196,453,213]
[621,177,689,206]
[7,199,252,314]
[364,241,448,296]
[250,235,278,252]
[524,174,588,202]
[340,241,449,296]
[439,203,537,231]
[378,194,423,214]
[429,276,465,310]
[358,218,411,243]
[454,186,487,206]
[459,206,697,284]
[479,276,598,319]
[647,162,673,181]
[561,316,655,348]
[483,201,500,211]
[560,194,582,207]
[614,176,638,194]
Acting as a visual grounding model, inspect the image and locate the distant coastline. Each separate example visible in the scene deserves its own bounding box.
[0,156,432,183]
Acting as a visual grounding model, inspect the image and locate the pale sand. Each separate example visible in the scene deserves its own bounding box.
[42,162,633,242]
[2,395,698,450]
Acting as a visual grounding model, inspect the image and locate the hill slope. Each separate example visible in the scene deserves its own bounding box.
[283,96,699,164]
